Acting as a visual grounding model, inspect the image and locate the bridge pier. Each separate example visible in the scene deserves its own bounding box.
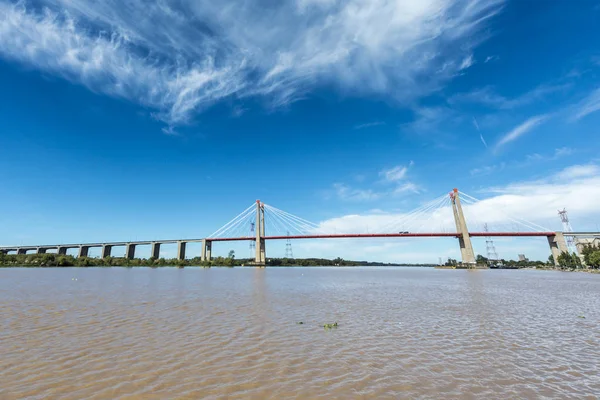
[450,189,476,265]
[17,248,27,255]
[79,246,90,258]
[151,242,161,259]
[101,245,113,259]
[254,200,266,265]
[58,247,68,255]
[37,248,47,254]
[125,244,136,260]
[177,241,187,261]
[201,239,212,262]
[548,232,568,266]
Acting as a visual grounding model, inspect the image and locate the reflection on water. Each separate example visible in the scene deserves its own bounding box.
[1,267,599,399]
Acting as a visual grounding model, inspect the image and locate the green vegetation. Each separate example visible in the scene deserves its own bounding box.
[265,257,427,267]
[323,322,338,329]
[0,252,425,268]
[556,252,582,269]
[580,244,600,268]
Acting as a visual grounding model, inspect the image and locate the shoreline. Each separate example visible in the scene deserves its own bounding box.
[1,264,599,272]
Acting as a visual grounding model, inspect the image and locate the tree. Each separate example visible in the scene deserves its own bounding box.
[476,254,488,264]
[227,250,235,260]
[557,251,581,269]
[547,255,555,266]
[581,244,600,268]
[588,251,600,268]
[445,258,458,267]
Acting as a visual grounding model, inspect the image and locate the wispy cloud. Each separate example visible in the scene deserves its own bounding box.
[555,164,600,180]
[472,116,488,148]
[484,55,499,63]
[331,183,382,202]
[0,0,505,127]
[495,114,549,149]
[470,147,574,176]
[459,54,475,70]
[330,161,419,201]
[449,84,570,110]
[570,87,600,121]
[354,121,385,130]
[380,162,414,182]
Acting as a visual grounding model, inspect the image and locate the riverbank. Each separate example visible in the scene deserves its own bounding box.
[0,253,434,268]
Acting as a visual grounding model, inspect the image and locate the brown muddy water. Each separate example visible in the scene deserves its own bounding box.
[1,267,599,399]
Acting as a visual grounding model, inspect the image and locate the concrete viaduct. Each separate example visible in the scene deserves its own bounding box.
[0,239,213,262]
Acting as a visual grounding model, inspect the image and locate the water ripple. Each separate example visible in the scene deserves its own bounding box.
[1,267,599,399]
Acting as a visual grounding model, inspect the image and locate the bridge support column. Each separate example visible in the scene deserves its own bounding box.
[548,232,568,266]
[37,248,47,254]
[101,245,113,259]
[57,247,68,255]
[450,189,476,265]
[151,242,161,259]
[125,244,136,260]
[17,248,27,255]
[177,241,187,261]
[255,200,266,265]
[201,239,212,262]
[79,246,90,258]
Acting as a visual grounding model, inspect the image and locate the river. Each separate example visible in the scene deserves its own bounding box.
[1,267,599,399]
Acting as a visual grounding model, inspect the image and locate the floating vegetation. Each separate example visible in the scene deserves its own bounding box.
[296,322,304,325]
[323,322,338,329]
[578,315,586,319]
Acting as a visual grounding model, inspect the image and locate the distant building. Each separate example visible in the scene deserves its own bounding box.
[518,254,528,262]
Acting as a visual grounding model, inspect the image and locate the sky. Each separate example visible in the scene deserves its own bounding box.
[1,0,600,263]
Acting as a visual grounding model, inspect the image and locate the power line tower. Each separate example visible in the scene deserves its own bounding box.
[285,231,293,259]
[249,222,256,256]
[484,223,499,264]
[558,208,576,253]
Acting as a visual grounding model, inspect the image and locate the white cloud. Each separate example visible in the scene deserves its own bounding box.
[555,164,600,180]
[554,147,574,157]
[459,54,475,70]
[0,0,505,126]
[380,164,410,182]
[571,87,600,121]
[393,182,420,195]
[495,114,549,149]
[330,161,418,201]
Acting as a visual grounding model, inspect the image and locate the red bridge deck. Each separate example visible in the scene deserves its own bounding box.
[209,232,556,241]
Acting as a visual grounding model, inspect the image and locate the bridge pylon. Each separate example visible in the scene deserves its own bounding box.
[450,189,476,265]
[255,200,266,266]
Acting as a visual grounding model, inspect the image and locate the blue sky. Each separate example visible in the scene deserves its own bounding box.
[1,0,600,262]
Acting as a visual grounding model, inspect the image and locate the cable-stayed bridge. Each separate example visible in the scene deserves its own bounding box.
[1,190,597,266]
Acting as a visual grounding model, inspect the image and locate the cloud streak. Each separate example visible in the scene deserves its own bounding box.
[0,0,504,127]
[495,114,549,149]
[571,87,600,121]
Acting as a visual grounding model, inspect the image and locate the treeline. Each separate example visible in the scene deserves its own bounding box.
[265,257,429,267]
[443,247,600,270]
[444,255,549,268]
[0,253,423,268]
[557,244,600,269]
[0,253,235,267]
